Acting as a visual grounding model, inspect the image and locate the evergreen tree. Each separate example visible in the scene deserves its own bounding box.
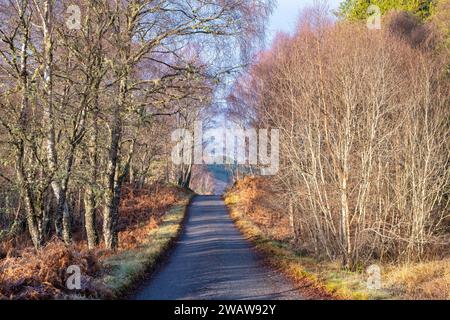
[339,0,436,20]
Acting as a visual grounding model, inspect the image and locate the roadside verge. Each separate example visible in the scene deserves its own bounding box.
[101,191,194,298]
[225,180,449,300]
[224,194,383,300]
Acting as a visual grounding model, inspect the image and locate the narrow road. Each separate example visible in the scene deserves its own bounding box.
[133,195,303,300]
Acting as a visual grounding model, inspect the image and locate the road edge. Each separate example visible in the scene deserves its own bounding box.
[101,190,195,299]
[224,196,344,300]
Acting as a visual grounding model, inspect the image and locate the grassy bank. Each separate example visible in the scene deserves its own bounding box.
[225,192,449,300]
[101,191,193,298]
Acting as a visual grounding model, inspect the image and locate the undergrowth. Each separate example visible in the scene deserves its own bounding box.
[225,177,449,300]
[0,184,193,300]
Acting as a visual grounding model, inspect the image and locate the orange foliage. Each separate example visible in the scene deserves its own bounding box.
[0,241,108,300]
[117,184,182,250]
[0,183,185,299]
[228,177,291,240]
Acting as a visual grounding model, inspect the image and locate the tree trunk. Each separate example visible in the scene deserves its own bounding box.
[16,6,42,249]
[16,153,43,249]
[84,187,98,249]
[84,100,100,249]
[103,79,126,250]
[41,0,73,243]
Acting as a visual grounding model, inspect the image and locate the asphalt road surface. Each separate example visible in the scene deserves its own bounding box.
[133,195,303,300]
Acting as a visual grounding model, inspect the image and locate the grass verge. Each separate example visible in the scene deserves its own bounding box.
[100,191,194,298]
[225,194,389,300]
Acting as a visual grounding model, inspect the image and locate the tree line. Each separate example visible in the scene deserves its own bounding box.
[228,1,449,268]
[0,0,272,250]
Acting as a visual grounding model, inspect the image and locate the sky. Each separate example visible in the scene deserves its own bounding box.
[266,0,343,44]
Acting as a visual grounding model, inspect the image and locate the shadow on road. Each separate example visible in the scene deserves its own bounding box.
[132,195,303,300]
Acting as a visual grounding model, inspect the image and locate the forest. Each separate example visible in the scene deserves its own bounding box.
[0,0,271,299]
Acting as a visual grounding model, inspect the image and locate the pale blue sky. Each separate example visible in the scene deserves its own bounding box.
[267,0,342,44]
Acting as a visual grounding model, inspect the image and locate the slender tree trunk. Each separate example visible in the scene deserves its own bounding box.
[84,102,100,249]
[103,79,127,250]
[340,109,352,269]
[84,188,98,249]
[15,4,43,248]
[41,0,72,242]
[16,150,43,249]
[288,199,299,241]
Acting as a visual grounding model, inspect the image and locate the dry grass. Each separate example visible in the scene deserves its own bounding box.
[384,260,450,300]
[0,241,108,300]
[229,177,292,241]
[117,184,182,251]
[226,201,352,300]
[101,195,192,297]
